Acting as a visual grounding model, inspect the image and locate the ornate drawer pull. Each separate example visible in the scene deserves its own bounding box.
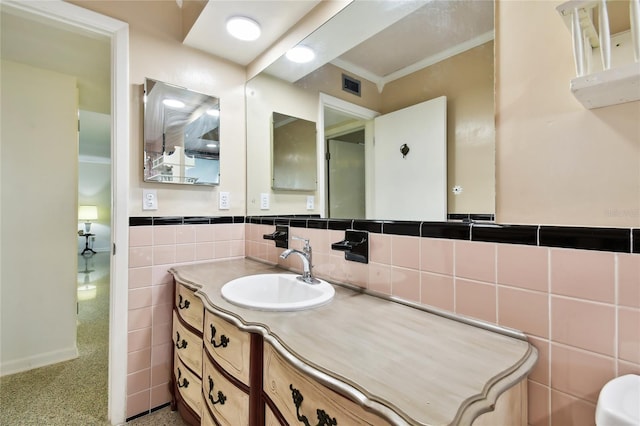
[178,294,190,310]
[290,384,337,426]
[175,331,188,349]
[210,324,230,348]
[208,376,227,405]
[176,367,189,388]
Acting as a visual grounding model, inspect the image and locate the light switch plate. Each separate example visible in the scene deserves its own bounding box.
[306,196,314,210]
[219,192,230,210]
[142,189,158,210]
[260,193,270,210]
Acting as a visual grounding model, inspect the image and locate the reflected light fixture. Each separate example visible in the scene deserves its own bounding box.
[206,143,218,148]
[286,45,315,63]
[78,205,98,233]
[206,108,220,117]
[162,98,185,108]
[226,16,261,41]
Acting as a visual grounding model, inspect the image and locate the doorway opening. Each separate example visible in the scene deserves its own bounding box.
[326,127,366,219]
[0,1,129,424]
[318,93,378,219]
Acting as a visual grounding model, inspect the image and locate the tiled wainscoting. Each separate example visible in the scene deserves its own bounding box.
[128,216,639,425]
[126,217,245,419]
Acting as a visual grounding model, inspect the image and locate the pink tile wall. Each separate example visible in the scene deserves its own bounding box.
[246,224,640,426]
[126,223,245,419]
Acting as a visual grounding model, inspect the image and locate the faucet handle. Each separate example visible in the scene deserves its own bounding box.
[291,236,311,250]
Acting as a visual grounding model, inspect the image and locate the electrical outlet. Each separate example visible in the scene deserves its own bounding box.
[219,192,230,210]
[142,189,158,210]
[306,196,314,210]
[260,193,270,210]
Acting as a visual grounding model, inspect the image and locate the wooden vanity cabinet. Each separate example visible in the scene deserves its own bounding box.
[202,308,252,425]
[171,283,204,425]
[263,342,390,426]
[171,269,532,426]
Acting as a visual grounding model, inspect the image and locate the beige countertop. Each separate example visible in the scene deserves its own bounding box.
[170,258,537,426]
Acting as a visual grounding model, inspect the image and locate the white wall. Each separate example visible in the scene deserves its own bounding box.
[1,60,79,375]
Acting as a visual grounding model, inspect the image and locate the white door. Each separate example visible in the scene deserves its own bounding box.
[372,96,447,221]
[328,138,365,219]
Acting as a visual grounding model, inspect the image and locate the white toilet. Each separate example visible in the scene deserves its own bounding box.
[595,374,640,426]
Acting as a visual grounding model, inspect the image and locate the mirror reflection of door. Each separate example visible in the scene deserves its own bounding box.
[327,129,366,219]
[324,106,370,219]
[373,96,447,221]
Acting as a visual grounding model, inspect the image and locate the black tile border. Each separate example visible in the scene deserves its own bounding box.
[421,222,471,240]
[382,221,421,237]
[448,213,495,222]
[539,226,631,253]
[472,224,538,246]
[129,216,243,226]
[353,220,383,233]
[128,215,637,253]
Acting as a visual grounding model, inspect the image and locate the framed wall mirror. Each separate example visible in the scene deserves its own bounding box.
[143,78,220,185]
[246,0,495,220]
[271,112,317,191]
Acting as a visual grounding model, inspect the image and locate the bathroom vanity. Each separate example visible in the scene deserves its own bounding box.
[169,258,537,426]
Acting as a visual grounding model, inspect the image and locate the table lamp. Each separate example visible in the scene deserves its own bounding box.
[78,205,98,233]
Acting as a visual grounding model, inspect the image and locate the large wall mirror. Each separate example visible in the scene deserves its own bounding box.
[246,0,495,219]
[144,78,220,185]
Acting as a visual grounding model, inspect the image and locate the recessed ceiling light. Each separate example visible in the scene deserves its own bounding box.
[286,45,315,63]
[162,98,185,108]
[206,143,217,148]
[226,16,261,41]
[206,109,220,117]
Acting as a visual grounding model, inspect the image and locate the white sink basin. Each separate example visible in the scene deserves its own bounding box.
[221,274,335,311]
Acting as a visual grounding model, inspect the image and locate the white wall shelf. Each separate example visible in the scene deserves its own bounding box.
[557,0,640,109]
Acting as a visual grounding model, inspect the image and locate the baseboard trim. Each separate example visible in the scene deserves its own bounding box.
[0,346,79,377]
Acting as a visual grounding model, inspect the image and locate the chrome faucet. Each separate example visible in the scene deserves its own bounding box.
[280,236,319,284]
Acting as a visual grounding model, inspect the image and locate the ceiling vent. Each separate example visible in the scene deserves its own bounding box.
[342,74,361,97]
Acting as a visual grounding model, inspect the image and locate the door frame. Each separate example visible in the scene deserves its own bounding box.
[317,93,378,218]
[2,1,130,423]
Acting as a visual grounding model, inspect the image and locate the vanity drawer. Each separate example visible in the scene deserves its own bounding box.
[203,349,249,426]
[265,404,284,426]
[203,309,251,385]
[263,343,390,426]
[201,403,216,426]
[173,311,202,375]
[174,352,202,418]
[175,283,203,332]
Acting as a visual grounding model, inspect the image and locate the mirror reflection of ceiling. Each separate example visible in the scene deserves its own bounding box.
[144,79,220,157]
[334,1,493,85]
[263,0,493,86]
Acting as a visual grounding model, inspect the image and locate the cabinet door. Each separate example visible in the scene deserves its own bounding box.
[175,283,204,332]
[173,311,202,374]
[263,343,390,426]
[203,309,251,385]
[203,349,250,426]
